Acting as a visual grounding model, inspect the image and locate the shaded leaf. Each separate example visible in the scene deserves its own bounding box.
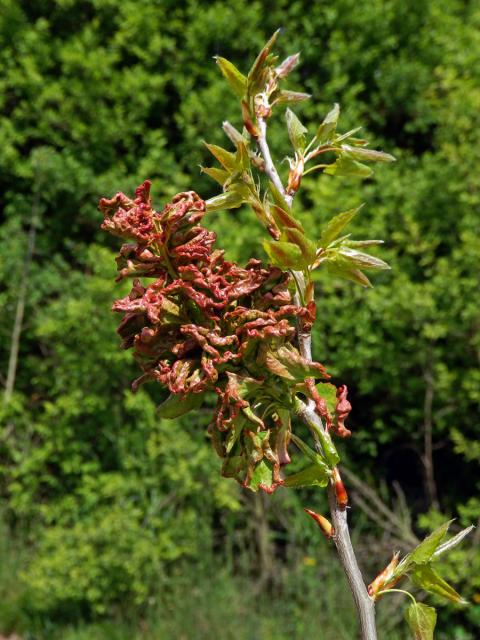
[326,261,373,288]
[290,433,329,470]
[405,603,436,640]
[157,392,205,419]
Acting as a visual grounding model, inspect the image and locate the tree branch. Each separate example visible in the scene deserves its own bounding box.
[255,116,377,639]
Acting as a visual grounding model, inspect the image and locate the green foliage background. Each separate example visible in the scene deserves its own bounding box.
[0,1,479,638]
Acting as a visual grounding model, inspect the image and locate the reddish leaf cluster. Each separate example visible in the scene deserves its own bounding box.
[100,181,336,492]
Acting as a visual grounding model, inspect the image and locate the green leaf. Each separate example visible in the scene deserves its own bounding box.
[316,103,340,143]
[270,204,304,233]
[249,460,273,492]
[236,141,250,171]
[157,392,205,419]
[201,166,230,185]
[315,382,338,414]
[341,144,396,163]
[282,227,317,264]
[203,142,238,171]
[409,521,453,565]
[405,603,437,640]
[342,239,384,248]
[283,463,329,488]
[314,428,340,467]
[326,261,373,288]
[432,525,475,559]
[273,90,311,105]
[285,108,308,151]
[264,345,328,383]
[394,521,453,579]
[337,247,390,271]
[215,56,247,98]
[247,29,281,95]
[290,433,329,470]
[318,206,363,248]
[206,190,245,212]
[268,181,291,211]
[411,564,467,605]
[263,240,304,269]
[324,154,373,178]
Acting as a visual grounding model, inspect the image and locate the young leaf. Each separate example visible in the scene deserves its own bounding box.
[273,90,311,105]
[326,262,373,288]
[324,154,373,178]
[215,56,247,98]
[247,29,281,95]
[201,166,230,186]
[405,603,437,640]
[282,227,317,264]
[263,240,304,269]
[270,204,304,233]
[394,521,454,579]
[268,181,291,210]
[285,108,308,151]
[316,103,340,143]
[411,564,467,605]
[203,142,238,172]
[432,525,475,559]
[290,433,329,470]
[408,521,453,565]
[157,392,205,419]
[337,247,391,271]
[318,206,363,248]
[206,190,245,212]
[341,144,396,163]
[283,463,329,488]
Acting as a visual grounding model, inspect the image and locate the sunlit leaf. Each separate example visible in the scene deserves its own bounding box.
[285,108,308,151]
[411,564,467,605]
[215,56,247,98]
[318,206,363,249]
[316,103,340,143]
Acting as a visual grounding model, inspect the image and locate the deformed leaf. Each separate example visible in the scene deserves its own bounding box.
[215,56,247,98]
[316,103,340,143]
[318,206,363,249]
[206,190,245,212]
[411,564,467,605]
[405,602,436,640]
[315,382,338,414]
[285,108,308,151]
[283,463,329,488]
[263,240,304,269]
[158,391,205,419]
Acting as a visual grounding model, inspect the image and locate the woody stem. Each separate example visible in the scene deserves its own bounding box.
[255,116,377,640]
